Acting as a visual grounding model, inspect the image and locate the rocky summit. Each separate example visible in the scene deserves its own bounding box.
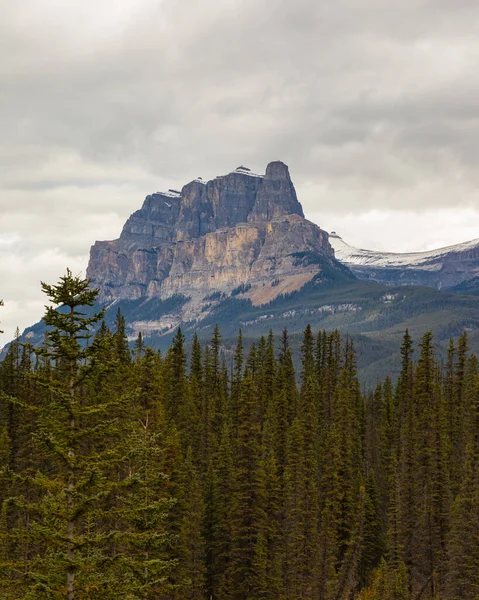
[86,161,342,330]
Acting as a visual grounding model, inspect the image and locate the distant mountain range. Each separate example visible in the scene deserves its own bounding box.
[329,232,479,292]
[14,161,479,385]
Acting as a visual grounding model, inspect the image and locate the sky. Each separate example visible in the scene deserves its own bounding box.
[2,0,479,344]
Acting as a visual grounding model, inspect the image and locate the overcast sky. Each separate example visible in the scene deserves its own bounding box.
[2,0,479,344]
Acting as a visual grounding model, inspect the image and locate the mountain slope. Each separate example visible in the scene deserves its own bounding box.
[86,161,352,330]
[330,232,479,290]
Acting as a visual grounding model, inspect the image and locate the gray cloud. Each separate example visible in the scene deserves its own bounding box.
[2,0,479,341]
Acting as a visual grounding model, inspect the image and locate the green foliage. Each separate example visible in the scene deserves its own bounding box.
[1,278,478,599]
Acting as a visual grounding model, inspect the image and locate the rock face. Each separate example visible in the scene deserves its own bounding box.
[330,233,479,290]
[87,162,336,316]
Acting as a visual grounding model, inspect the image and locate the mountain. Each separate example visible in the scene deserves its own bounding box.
[329,232,479,290]
[13,161,479,386]
[87,161,351,331]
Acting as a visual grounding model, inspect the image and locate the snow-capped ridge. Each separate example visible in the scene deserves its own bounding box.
[330,233,479,269]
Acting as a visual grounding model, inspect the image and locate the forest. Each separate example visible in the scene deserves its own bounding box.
[0,271,478,599]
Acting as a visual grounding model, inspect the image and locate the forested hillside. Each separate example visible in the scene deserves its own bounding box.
[0,273,478,599]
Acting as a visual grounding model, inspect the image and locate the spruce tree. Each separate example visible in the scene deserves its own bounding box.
[412,332,449,597]
[226,370,266,599]
[113,307,131,365]
[230,329,244,436]
[211,425,235,599]
[284,325,320,599]
[164,328,197,448]
[394,330,416,592]
[177,448,206,600]
[445,355,479,598]
[0,270,131,598]
[118,415,174,598]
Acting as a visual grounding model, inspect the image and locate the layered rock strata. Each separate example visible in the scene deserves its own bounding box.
[87,162,334,314]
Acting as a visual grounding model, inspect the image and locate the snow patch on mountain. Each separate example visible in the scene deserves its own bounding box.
[329,233,479,269]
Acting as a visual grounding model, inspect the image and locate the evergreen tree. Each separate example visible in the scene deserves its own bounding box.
[284,415,319,599]
[230,329,244,435]
[445,363,479,598]
[189,333,204,463]
[211,425,235,599]
[118,415,174,598]
[177,448,206,600]
[412,332,449,597]
[284,326,321,598]
[0,270,134,598]
[164,328,197,447]
[226,370,266,599]
[199,345,217,468]
[113,307,131,365]
[134,331,145,361]
[394,330,416,591]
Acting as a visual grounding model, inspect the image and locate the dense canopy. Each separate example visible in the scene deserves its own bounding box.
[0,274,477,599]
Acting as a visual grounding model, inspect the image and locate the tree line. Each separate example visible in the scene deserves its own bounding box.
[0,271,477,599]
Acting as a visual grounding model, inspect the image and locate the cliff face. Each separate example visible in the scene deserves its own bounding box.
[87,161,336,320]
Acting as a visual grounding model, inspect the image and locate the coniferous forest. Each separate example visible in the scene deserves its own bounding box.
[0,271,478,599]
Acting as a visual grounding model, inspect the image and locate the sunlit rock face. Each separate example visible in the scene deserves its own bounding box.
[86,161,335,313]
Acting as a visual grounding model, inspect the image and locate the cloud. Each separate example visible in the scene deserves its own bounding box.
[2,0,479,342]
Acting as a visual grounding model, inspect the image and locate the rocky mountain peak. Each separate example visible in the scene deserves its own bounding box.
[249,160,304,222]
[118,161,304,247]
[265,160,290,179]
[86,161,339,333]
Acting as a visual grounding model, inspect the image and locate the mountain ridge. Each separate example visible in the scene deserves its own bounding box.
[330,232,479,290]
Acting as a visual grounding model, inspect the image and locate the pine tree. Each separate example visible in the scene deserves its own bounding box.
[165,328,197,447]
[113,307,131,365]
[0,270,133,598]
[394,330,416,591]
[158,424,186,599]
[209,325,227,436]
[134,346,165,431]
[256,446,283,599]
[209,424,235,599]
[445,359,479,598]
[257,330,276,424]
[412,332,449,597]
[317,332,365,600]
[277,328,298,429]
[357,473,385,589]
[189,333,204,464]
[230,329,244,436]
[199,345,217,468]
[177,448,206,600]
[118,414,174,598]
[283,326,320,599]
[284,415,320,599]
[226,370,266,599]
[134,331,145,361]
